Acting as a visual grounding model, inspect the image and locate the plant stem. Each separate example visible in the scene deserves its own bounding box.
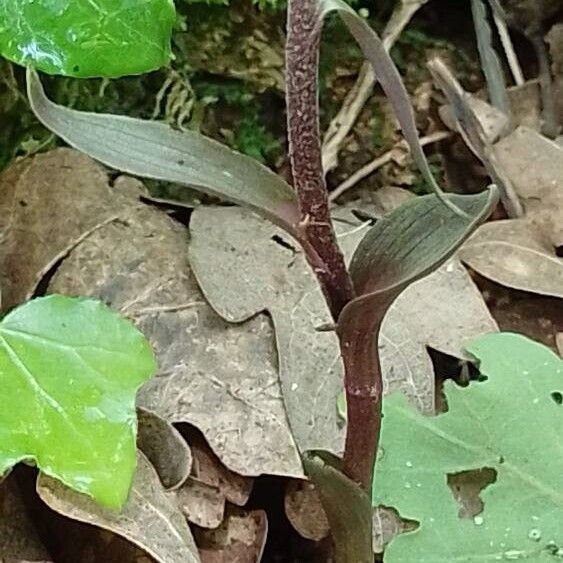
[338,313,382,491]
[285,0,354,320]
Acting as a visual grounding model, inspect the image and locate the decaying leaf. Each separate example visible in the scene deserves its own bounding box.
[460,127,563,296]
[194,507,268,563]
[0,150,302,481]
[48,196,302,480]
[0,149,120,312]
[374,333,563,562]
[38,453,200,563]
[176,478,225,530]
[175,431,253,530]
[187,432,253,508]
[460,220,563,298]
[0,475,53,563]
[137,408,192,491]
[285,479,330,542]
[189,205,498,457]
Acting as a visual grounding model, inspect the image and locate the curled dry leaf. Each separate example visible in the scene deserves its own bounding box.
[461,127,563,297]
[187,431,253,507]
[176,478,225,530]
[137,408,192,491]
[1,475,53,563]
[194,507,268,563]
[175,431,253,530]
[0,150,302,482]
[461,220,563,298]
[285,479,330,542]
[37,453,200,563]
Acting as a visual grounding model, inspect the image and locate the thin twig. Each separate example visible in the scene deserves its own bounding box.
[492,9,524,85]
[329,130,451,202]
[321,0,430,173]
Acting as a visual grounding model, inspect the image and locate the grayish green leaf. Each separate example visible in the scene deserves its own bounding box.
[471,0,511,116]
[26,69,300,233]
[320,0,461,214]
[303,452,373,563]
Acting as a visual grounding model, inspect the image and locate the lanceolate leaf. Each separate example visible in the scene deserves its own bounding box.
[26,69,300,234]
[341,189,498,326]
[374,333,563,562]
[0,295,156,509]
[319,0,460,214]
[303,452,373,563]
[0,0,176,77]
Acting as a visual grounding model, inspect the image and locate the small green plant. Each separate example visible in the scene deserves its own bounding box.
[1,0,499,559]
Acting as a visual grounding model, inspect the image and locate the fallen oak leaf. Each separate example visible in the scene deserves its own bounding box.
[0,148,122,312]
[137,408,192,491]
[189,203,498,458]
[37,452,200,563]
[194,507,268,563]
[33,165,301,480]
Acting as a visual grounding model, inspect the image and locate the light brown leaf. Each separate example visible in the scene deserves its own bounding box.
[189,206,497,444]
[37,453,200,563]
[0,148,122,312]
[43,171,301,479]
[460,219,563,298]
[195,507,268,563]
[176,478,225,530]
[187,431,253,507]
[285,479,329,541]
[137,408,192,491]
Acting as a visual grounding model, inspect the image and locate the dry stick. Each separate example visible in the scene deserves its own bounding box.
[322,0,430,173]
[492,9,524,86]
[329,130,451,202]
[286,0,355,320]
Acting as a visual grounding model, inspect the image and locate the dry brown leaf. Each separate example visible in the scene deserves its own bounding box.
[137,408,192,491]
[187,431,253,507]
[194,507,268,563]
[49,200,302,479]
[494,126,563,203]
[2,150,303,480]
[0,475,52,563]
[176,478,225,529]
[37,453,200,563]
[190,206,497,441]
[461,127,563,296]
[460,220,563,298]
[557,333,563,357]
[285,479,329,542]
[0,149,122,312]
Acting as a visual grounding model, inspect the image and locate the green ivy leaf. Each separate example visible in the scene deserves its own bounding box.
[374,333,563,562]
[0,0,176,77]
[0,295,156,509]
